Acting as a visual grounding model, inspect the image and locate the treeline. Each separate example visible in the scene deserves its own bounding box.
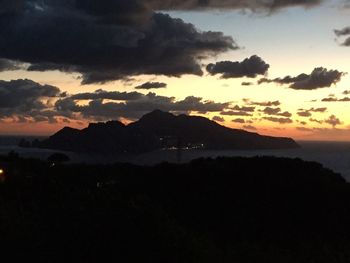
[0,154,350,262]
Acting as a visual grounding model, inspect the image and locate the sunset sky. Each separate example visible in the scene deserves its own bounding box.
[1,0,350,140]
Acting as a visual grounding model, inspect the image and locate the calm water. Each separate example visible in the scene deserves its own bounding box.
[126,141,350,181]
[1,136,350,181]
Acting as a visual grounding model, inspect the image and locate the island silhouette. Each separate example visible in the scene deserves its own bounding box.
[35,110,299,154]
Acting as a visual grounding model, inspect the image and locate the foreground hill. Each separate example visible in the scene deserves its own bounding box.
[0,155,349,262]
[37,110,299,153]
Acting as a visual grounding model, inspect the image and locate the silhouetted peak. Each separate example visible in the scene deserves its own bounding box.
[88,120,124,129]
[137,109,176,123]
[49,126,80,141]
[54,126,79,135]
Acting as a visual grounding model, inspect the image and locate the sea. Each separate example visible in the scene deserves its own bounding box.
[1,136,350,181]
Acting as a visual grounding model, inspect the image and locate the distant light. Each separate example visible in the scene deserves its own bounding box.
[0,169,4,183]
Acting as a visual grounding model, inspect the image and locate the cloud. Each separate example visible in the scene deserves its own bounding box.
[0,79,59,109]
[231,105,255,112]
[0,78,237,123]
[297,120,307,125]
[147,0,322,11]
[258,67,345,90]
[308,107,327,112]
[243,125,257,130]
[297,107,327,117]
[263,116,293,124]
[135,81,167,89]
[56,92,230,120]
[0,59,24,72]
[232,118,245,123]
[0,79,60,121]
[334,27,350,37]
[0,1,237,84]
[0,0,324,83]
[212,116,225,122]
[220,110,252,116]
[324,115,342,127]
[262,107,292,117]
[70,89,144,101]
[309,118,323,124]
[241,82,253,86]
[334,26,350,46]
[243,99,281,107]
[297,111,312,117]
[206,55,269,78]
[322,96,350,102]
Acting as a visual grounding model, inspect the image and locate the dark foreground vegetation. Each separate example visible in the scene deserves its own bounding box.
[1,154,350,262]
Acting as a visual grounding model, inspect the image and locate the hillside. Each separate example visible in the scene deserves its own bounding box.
[0,155,349,262]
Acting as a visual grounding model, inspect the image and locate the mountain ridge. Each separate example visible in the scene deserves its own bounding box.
[37,110,299,153]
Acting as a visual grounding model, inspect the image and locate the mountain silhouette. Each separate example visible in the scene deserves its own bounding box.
[38,110,299,153]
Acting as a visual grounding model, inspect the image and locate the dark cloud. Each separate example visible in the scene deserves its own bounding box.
[135,81,167,89]
[334,27,350,37]
[258,67,344,90]
[0,0,324,82]
[146,0,322,11]
[0,79,60,120]
[212,116,224,122]
[70,89,144,101]
[56,92,230,120]
[243,125,257,130]
[0,0,24,15]
[263,116,293,124]
[220,110,252,116]
[0,1,237,84]
[297,111,312,117]
[309,107,327,112]
[324,115,342,127]
[231,105,255,112]
[0,59,24,72]
[0,78,236,123]
[232,118,245,123]
[297,107,327,117]
[206,55,269,79]
[334,26,350,46]
[262,107,292,117]
[263,107,282,115]
[241,82,253,86]
[343,90,350,95]
[309,118,323,124]
[322,96,350,102]
[0,79,59,109]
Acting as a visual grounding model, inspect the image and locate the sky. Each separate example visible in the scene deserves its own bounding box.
[1,0,350,141]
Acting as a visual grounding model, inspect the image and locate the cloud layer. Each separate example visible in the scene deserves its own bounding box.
[206,55,269,79]
[0,0,326,84]
[0,79,237,123]
[0,79,61,122]
[135,82,167,90]
[0,0,239,84]
[259,67,344,90]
